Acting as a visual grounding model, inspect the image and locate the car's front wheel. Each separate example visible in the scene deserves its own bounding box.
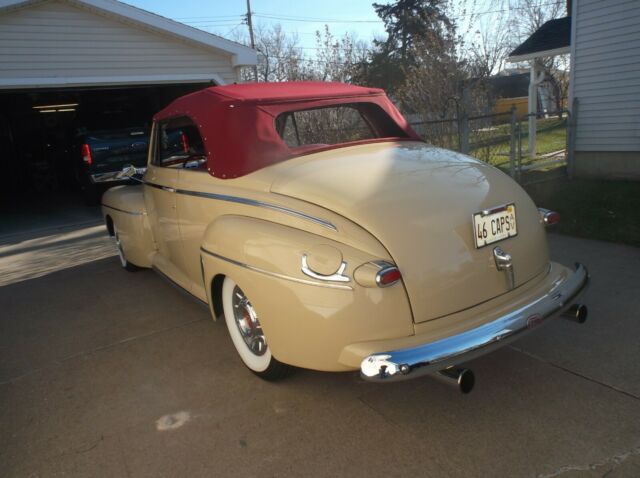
[113,226,140,272]
[221,277,292,381]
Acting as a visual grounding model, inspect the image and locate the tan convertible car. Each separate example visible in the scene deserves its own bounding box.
[102,82,588,392]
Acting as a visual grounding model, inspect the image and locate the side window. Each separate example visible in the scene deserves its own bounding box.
[155,117,206,168]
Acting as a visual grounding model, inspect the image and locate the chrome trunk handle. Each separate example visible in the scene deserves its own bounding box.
[493,246,515,290]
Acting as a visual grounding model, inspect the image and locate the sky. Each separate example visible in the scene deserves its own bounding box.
[121,0,388,49]
[119,0,566,60]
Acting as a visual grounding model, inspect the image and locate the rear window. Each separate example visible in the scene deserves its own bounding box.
[275,103,407,149]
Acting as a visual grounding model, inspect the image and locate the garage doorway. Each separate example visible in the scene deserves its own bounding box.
[0,82,207,236]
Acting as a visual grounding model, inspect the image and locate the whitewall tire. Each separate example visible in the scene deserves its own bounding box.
[221,276,292,380]
[113,225,139,272]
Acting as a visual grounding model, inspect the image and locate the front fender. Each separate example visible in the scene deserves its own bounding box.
[200,215,414,371]
[102,185,154,268]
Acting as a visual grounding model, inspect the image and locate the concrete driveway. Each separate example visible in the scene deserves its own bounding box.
[1,225,639,477]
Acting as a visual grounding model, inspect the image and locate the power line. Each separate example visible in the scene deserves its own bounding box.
[184,22,246,27]
[258,53,357,66]
[254,13,381,24]
[460,1,564,18]
[174,14,245,21]
[224,22,247,38]
[172,1,564,25]
[251,2,563,23]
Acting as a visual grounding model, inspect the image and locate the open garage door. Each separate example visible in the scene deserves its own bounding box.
[0,83,208,235]
[0,0,256,236]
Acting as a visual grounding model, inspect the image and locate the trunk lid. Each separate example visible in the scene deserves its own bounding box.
[270,141,549,323]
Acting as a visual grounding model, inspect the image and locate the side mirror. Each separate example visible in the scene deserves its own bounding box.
[120,165,138,178]
[117,165,146,182]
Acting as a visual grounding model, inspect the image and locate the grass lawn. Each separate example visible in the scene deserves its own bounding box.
[470,117,567,169]
[525,179,640,248]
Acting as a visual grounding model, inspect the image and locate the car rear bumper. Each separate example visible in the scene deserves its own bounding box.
[90,172,127,183]
[360,262,589,382]
[91,167,146,183]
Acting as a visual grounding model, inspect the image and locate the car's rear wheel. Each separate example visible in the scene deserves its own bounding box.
[113,226,140,272]
[221,277,292,381]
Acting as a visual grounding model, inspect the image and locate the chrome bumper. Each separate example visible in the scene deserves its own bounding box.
[91,172,126,183]
[361,263,589,382]
[91,167,146,183]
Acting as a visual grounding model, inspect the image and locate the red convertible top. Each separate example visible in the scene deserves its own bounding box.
[200,81,384,102]
[154,81,421,179]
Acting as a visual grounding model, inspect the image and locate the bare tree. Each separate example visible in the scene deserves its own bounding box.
[510,0,564,39]
[229,23,371,83]
[229,24,311,82]
[312,26,369,83]
[254,24,309,82]
[467,15,511,78]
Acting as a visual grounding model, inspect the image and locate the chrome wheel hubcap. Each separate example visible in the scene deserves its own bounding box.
[231,286,266,356]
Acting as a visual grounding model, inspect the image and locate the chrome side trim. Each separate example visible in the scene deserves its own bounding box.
[144,181,337,231]
[101,204,145,216]
[361,262,589,382]
[201,247,352,290]
[144,181,164,191]
[301,254,350,283]
[180,189,337,231]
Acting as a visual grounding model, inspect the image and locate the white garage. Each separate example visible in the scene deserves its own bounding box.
[0,0,256,206]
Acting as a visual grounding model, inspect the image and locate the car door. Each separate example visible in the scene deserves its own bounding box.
[144,120,190,292]
[170,118,214,302]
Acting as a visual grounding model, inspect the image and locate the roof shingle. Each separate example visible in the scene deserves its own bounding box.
[509,16,571,59]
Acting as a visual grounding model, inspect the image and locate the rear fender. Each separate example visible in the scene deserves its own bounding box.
[200,215,414,371]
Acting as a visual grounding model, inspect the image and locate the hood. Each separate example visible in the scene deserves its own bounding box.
[270,141,549,323]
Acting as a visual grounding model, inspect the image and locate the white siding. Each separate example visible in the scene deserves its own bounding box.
[572,0,640,151]
[0,0,238,88]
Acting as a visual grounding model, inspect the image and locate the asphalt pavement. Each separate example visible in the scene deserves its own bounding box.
[1,225,639,477]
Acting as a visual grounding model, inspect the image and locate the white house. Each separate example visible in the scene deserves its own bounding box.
[569,0,640,179]
[0,0,256,89]
[508,0,640,179]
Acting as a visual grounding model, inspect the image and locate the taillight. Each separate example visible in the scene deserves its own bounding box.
[376,266,402,287]
[538,208,560,227]
[181,132,189,153]
[81,143,92,165]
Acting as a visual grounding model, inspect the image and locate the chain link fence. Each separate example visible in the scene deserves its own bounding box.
[409,106,573,185]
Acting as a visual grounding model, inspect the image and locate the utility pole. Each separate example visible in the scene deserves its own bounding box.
[246,0,258,81]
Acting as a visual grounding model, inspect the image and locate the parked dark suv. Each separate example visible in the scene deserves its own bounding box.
[75,126,149,204]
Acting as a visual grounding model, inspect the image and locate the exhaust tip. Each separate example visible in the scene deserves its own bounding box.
[435,367,475,394]
[458,369,475,394]
[563,304,588,324]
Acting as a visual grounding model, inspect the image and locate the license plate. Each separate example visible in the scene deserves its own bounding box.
[473,204,517,248]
